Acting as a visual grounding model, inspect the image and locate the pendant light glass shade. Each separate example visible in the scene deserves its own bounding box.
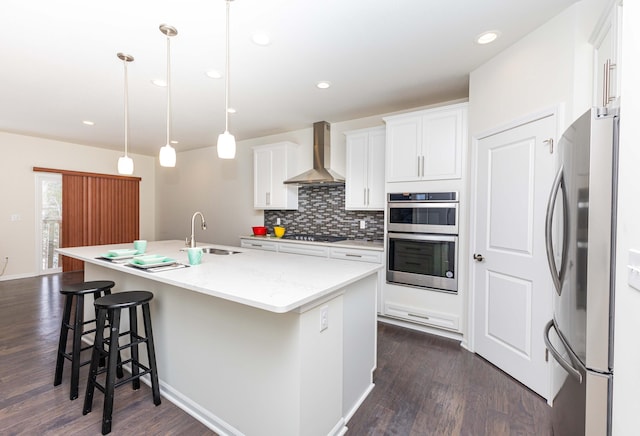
[217,0,236,159]
[117,155,134,174]
[217,130,236,159]
[117,53,134,175]
[159,143,176,167]
[159,24,178,167]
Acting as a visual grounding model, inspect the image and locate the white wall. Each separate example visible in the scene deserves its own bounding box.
[612,0,640,433]
[0,132,155,279]
[469,0,604,137]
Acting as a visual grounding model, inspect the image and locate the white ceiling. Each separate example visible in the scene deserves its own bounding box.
[2,0,578,156]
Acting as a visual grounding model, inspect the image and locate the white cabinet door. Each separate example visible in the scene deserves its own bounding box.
[345,127,386,210]
[254,148,273,208]
[421,107,464,179]
[591,1,622,109]
[385,115,421,182]
[384,103,467,182]
[367,129,386,209]
[253,142,299,210]
[345,132,368,209]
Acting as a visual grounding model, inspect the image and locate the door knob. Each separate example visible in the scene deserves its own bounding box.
[473,253,484,262]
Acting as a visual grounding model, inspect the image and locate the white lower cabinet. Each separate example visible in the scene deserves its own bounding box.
[382,282,462,334]
[240,239,278,251]
[279,243,329,257]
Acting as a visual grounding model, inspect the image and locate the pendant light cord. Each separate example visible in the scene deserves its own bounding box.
[166,33,172,145]
[123,57,129,157]
[224,0,231,132]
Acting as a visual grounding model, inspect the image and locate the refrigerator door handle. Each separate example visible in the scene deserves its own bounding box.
[545,165,570,296]
[544,320,583,383]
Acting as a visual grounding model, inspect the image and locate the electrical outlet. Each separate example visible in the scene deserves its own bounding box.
[320,306,329,332]
[359,220,366,229]
[276,218,281,225]
[10,214,21,222]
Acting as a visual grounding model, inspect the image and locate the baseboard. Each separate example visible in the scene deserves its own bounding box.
[0,272,37,281]
[378,315,463,342]
[344,382,375,423]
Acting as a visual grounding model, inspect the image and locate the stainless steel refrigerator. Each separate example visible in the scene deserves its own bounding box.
[543,107,619,436]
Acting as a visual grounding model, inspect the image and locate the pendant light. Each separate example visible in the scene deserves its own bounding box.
[117,53,135,175]
[159,24,178,167]
[217,0,236,159]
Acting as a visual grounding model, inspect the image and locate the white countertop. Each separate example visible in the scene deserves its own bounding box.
[240,235,384,251]
[57,240,381,314]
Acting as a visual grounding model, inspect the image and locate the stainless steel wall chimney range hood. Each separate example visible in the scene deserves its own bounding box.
[283,121,345,185]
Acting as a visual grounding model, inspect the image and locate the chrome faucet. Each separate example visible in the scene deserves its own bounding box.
[187,211,207,248]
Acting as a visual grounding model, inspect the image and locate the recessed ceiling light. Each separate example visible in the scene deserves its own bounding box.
[476,30,500,45]
[152,79,167,87]
[206,70,222,79]
[316,81,331,89]
[170,140,179,144]
[82,120,95,126]
[227,107,236,114]
[251,32,271,46]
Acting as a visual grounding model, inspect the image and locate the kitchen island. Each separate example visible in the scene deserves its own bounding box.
[57,240,381,436]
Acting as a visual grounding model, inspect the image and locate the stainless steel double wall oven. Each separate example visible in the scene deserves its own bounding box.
[386,192,458,293]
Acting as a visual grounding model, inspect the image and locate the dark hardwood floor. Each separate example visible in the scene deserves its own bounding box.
[0,272,551,435]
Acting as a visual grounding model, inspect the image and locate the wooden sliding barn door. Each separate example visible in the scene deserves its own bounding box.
[34,168,141,272]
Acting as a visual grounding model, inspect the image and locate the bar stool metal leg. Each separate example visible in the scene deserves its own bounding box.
[69,293,85,400]
[54,294,73,387]
[142,303,161,405]
[129,305,140,390]
[101,308,121,435]
[83,308,107,415]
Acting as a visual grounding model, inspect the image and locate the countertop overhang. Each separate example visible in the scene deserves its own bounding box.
[57,240,381,314]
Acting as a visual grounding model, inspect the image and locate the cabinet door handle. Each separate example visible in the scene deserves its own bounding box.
[417,156,421,177]
[420,156,425,177]
[363,188,367,205]
[266,192,271,206]
[345,253,363,258]
[606,58,617,104]
[366,188,370,205]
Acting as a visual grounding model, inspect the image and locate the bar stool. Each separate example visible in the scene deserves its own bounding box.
[83,290,161,435]
[54,280,121,400]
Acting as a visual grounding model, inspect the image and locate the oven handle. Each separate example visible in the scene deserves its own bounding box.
[387,202,458,209]
[387,232,457,242]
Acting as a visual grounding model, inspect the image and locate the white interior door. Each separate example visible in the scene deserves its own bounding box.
[472,114,556,399]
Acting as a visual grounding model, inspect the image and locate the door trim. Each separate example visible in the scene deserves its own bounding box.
[466,104,563,354]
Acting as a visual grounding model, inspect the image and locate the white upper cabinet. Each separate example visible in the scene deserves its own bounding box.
[344,126,386,210]
[591,1,622,109]
[253,142,299,210]
[384,102,467,182]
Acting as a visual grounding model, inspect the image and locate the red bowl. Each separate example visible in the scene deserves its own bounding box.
[252,226,267,236]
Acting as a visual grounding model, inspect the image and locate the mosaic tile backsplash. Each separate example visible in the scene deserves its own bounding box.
[263,185,384,241]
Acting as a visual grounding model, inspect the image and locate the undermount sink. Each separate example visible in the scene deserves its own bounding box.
[201,247,241,255]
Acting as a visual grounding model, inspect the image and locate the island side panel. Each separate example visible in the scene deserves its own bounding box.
[84,262,347,436]
[342,273,377,422]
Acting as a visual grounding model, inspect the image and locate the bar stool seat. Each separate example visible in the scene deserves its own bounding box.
[83,290,161,435]
[54,280,120,400]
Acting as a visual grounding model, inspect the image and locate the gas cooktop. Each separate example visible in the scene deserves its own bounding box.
[281,234,348,243]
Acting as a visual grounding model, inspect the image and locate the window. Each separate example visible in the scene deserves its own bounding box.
[36,173,62,274]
